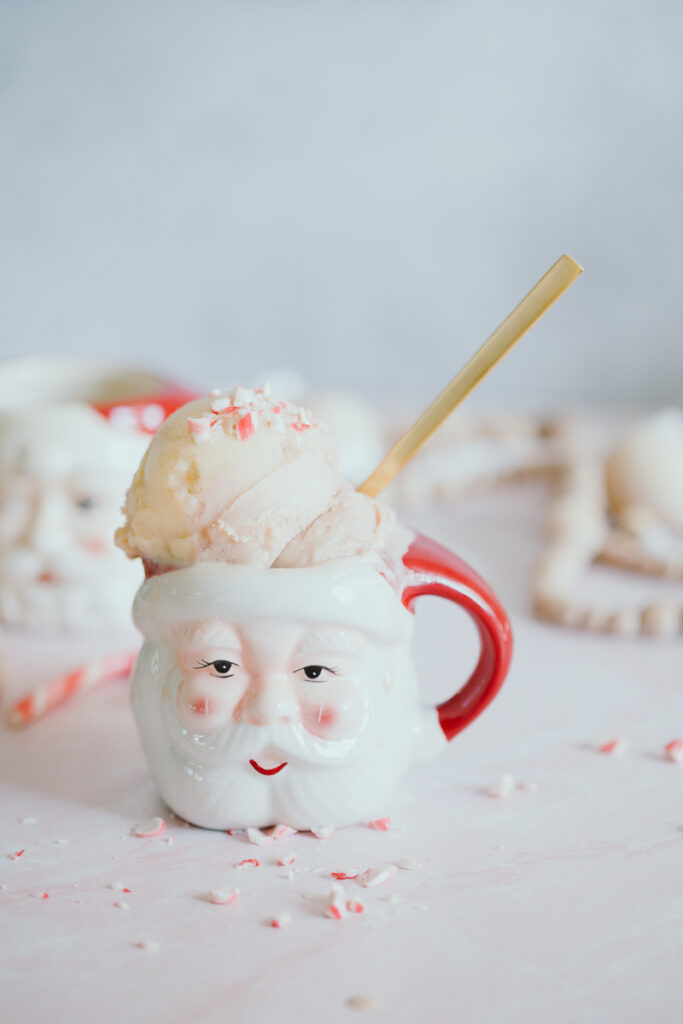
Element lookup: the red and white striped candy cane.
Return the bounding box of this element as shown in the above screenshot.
[6,650,137,728]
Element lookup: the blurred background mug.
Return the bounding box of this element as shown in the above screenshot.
[0,357,194,630]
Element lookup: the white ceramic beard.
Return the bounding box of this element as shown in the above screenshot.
[131,557,446,830]
[0,405,148,629]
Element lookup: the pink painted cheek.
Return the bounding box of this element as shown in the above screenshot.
[300,684,365,740]
[176,678,235,732]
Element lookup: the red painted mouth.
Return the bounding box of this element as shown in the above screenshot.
[249,759,288,776]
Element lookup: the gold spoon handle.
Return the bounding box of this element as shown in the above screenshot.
[358,253,583,498]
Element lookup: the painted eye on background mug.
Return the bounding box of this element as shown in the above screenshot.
[76,497,96,511]
[295,665,338,681]
[194,659,236,677]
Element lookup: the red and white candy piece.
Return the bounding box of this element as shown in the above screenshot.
[109,882,131,892]
[360,864,397,888]
[310,826,335,840]
[237,412,254,441]
[325,883,347,920]
[396,857,422,871]
[246,827,270,846]
[664,739,683,763]
[489,774,515,798]
[345,899,366,915]
[269,824,297,841]
[235,858,260,870]
[132,816,166,839]
[366,817,392,831]
[208,887,240,906]
[30,891,49,900]
[519,780,539,794]
[7,650,137,729]
[276,853,296,867]
[8,850,25,861]
[113,900,130,910]
[270,912,291,929]
[347,996,382,1011]
[135,941,160,953]
[330,869,360,880]
[599,738,628,756]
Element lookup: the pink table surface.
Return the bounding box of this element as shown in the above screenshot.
[1,486,681,1024]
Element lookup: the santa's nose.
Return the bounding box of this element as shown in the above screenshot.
[235,675,298,727]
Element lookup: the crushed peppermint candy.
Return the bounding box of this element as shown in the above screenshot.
[519,781,539,794]
[310,826,335,840]
[345,899,366,915]
[331,869,360,880]
[325,883,347,920]
[235,858,260,870]
[8,850,25,861]
[396,857,422,871]
[664,739,683,763]
[360,864,397,888]
[246,827,270,846]
[132,816,166,838]
[489,774,515,798]
[188,385,317,446]
[113,901,130,910]
[269,824,297,841]
[135,941,160,953]
[109,882,131,892]
[208,887,240,906]
[599,738,628,756]
[366,818,391,831]
[270,912,291,929]
[347,995,383,1011]
[276,853,296,867]
[30,891,49,900]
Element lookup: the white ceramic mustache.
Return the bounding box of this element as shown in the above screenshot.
[0,544,127,583]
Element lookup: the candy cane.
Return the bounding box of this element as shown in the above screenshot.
[6,651,137,728]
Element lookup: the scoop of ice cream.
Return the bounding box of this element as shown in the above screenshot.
[606,409,683,536]
[116,386,396,569]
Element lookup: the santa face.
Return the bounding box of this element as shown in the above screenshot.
[132,615,425,830]
[0,405,147,628]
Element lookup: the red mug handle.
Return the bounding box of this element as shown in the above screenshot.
[401,532,513,742]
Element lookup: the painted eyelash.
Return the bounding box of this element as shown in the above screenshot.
[193,659,240,670]
[295,664,339,674]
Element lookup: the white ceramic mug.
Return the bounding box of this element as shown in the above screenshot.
[0,357,194,629]
[131,531,513,830]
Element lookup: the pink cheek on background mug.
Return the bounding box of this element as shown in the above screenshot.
[83,538,107,555]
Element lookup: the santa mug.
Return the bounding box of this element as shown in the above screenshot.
[0,358,194,629]
[131,532,512,830]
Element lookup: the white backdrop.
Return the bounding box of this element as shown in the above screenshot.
[1,1,681,408]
